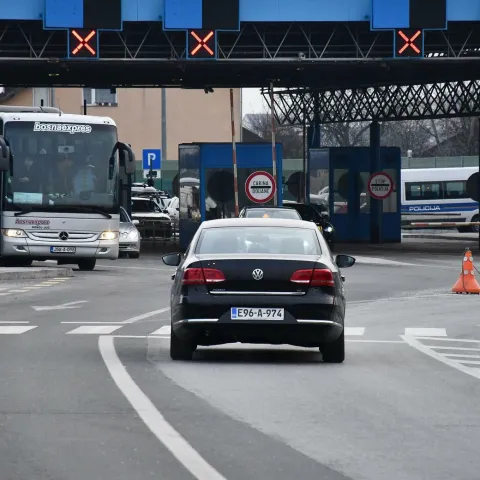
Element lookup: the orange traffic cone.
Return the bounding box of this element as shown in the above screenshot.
[452,249,480,294]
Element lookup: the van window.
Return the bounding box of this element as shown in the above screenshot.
[405,182,442,201]
[443,181,468,199]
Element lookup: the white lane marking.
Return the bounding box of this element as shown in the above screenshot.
[150,325,171,336]
[432,346,480,351]
[8,289,30,293]
[346,340,404,344]
[0,293,12,296]
[112,335,171,339]
[98,336,227,480]
[98,264,175,272]
[344,327,364,336]
[61,321,125,324]
[401,335,480,381]
[0,321,30,324]
[405,328,447,337]
[412,337,480,343]
[444,354,480,359]
[348,293,453,305]
[122,307,171,324]
[0,326,37,334]
[67,325,123,334]
[353,256,420,266]
[32,300,88,311]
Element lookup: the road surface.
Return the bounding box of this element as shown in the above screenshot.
[0,250,479,480]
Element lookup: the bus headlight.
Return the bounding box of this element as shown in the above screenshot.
[99,231,119,240]
[2,229,27,238]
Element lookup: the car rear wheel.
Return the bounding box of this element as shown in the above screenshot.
[170,329,194,361]
[320,331,345,363]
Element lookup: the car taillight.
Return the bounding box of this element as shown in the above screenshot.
[290,269,314,284]
[290,268,334,287]
[311,269,335,287]
[183,267,225,285]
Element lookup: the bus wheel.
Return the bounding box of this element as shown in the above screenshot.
[77,259,96,271]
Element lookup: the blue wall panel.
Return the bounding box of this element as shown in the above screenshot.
[164,0,201,28]
[122,0,138,21]
[447,0,480,21]
[240,0,370,22]
[138,0,163,21]
[44,0,83,29]
[371,0,409,29]
[0,0,42,20]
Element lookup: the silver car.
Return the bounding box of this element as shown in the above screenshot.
[119,207,141,258]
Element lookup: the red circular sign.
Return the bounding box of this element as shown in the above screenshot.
[245,171,276,204]
[367,172,394,200]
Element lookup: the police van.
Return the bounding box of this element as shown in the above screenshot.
[401,167,479,232]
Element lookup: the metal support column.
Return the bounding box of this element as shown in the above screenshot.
[370,121,382,243]
[306,92,321,205]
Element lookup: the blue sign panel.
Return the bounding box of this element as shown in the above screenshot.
[163,0,239,30]
[372,0,447,30]
[45,0,122,30]
[142,149,162,170]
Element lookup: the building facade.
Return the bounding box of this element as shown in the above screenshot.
[1,87,242,192]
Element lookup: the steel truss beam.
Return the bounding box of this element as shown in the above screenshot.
[1,21,480,60]
[262,80,480,125]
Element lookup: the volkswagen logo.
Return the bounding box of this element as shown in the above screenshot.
[252,269,264,281]
[59,231,69,241]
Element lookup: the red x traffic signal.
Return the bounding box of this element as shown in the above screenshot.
[188,30,216,59]
[69,29,98,58]
[395,29,423,58]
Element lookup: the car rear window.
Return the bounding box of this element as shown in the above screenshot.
[195,226,322,255]
[244,209,301,220]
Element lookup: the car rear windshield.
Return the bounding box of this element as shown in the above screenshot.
[244,208,301,220]
[195,226,322,255]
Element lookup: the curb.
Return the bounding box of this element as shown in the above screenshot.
[0,267,74,281]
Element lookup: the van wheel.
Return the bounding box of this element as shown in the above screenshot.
[320,331,345,363]
[471,215,480,233]
[77,259,96,271]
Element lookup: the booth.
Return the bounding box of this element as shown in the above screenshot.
[176,142,283,249]
[309,147,402,243]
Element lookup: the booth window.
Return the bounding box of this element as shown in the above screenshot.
[83,88,118,106]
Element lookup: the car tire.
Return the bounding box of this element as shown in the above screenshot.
[170,329,194,361]
[129,252,140,259]
[320,331,345,363]
[77,259,96,271]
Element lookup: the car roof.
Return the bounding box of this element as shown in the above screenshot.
[201,218,317,229]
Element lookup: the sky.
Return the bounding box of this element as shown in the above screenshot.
[241,88,266,115]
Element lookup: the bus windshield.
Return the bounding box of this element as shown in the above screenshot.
[2,121,119,214]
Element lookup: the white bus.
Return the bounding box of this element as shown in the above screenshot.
[0,107,135,270]
[401,167,479,232]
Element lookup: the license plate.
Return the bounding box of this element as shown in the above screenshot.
[50,246,76,254]
[231,308,284,320]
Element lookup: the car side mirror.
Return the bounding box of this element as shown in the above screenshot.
[162,253,182,267]
[132,219,140,226]
[335,254,356,268]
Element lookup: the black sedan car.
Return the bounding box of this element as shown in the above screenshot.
[162,218,355,363]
